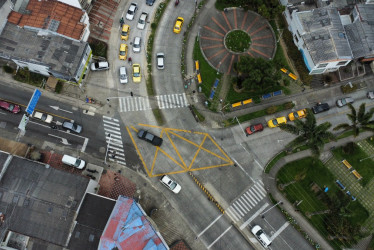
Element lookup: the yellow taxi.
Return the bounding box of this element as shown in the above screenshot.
[288,109,307,121]
[121,24,130,40]
[267,117,287,128]
[173,17,184,34]
[132,64,141,83]
[119,44,128,60]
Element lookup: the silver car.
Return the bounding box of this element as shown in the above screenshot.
[137,12,148,30]
[62,120,82,134]
[119,66,128,84]
[156,53,165,70]
[336,97,354,107]
[133,37,141,53]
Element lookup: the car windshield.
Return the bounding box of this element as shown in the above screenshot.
[175,26,180,30]
[273,119,278,125]
[41,114,47,120]
[169,182,177,190]
[134,72,140,77]
[145,133,154,141]
[342,99,347,105]
[134,43,140,48]
[122,31,128,36]
[139,19,145,24]
[8,104,14,111]
[120,50,126,55]
[120,74,127,80]
[74,159,81,167]
[294,112,299,118]
[72,124,78,130]
[128,10,134,15]
[250,125,255,132]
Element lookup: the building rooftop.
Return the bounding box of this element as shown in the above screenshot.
[298,7,352,63]
[99,196,168,250]
[68,193,116,250]
[345,4,374,59]
[7,0,85,40]
[0,151,89,246]
[0,22,88,79]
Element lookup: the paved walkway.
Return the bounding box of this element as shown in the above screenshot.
[263,131,374,250]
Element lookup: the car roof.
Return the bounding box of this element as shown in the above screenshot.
[134,37,141,43]
[120,66,127,74]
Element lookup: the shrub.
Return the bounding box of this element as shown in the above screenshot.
[55,81,63,93]
[342,142,355,155]
[151,22,157,30]
[89,39,107,58]
[3,65,13,74]
[283,101,294,109]
[341,83,357,94]
[283,78,290,86]
[266,106,278,114]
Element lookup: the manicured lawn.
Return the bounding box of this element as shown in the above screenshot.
[332,143,374,186]
[277,157,368,249]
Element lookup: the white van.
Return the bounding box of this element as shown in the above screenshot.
[62,155,86,169]
[251,225,272,248]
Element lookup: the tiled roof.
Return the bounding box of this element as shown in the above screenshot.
[7,0,85,40]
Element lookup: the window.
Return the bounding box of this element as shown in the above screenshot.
[310,68,325,74]
[294,35,299,43]
[336,61,347,66]
[317,63,328,68]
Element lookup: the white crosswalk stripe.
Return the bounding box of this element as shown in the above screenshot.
[118,93,189,112]
[225,181,267,222]
[103,116,126,166]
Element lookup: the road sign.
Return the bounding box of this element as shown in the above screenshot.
[26,89,42,115]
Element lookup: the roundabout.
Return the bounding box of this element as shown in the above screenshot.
[199,8,276,74]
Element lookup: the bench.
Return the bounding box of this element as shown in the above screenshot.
[209,90,215,100]
[195,60,200,72]
[341,159,353,170]
[273,90,282,97]
[289,73,298,80]
[197,73,202,84]
[351,170,362,180]
[232,102,242,108]
[242,99,252,105]
[213,79,219,88]
[335,180,346,190]
[280,68,288,74]
[262,93,272,99]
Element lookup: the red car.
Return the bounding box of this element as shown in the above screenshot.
[245,123,264,136]
[0,100,21,114]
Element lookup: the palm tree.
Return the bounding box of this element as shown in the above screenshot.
[333,103,374,136]
[279,110,336,156]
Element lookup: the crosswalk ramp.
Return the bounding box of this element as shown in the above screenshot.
[225,180,267,222]
[118,93,189,112]
[103,116,126,166]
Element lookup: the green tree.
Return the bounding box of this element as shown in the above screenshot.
[333,103,374,137]
[279,110,336,156]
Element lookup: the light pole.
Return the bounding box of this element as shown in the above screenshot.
[261,201,283,218]
[104,133,112,165]
[233,116,246,137]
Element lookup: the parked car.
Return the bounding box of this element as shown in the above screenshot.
[251,225,272,248]
[119,43,128,60]
[33,111,53,123]
[90,61,109,71]
[132,37,141,53]
[336,97,354,107]
[62,120,82,134]
[137,129,163,146]
[119,66,128,84]
[160,175,181,193]
[311,102,330,114]
[0,100,21,114]
[132,64,141,83]
[146,0,155,6]
[156,53,165,70]
[137,12,148,30]
[173,17,184,34]
[120,24,130,40]
[245,123,263,136]
[62,154,86,169]
[126,3,138,20]
[288,109,307,121]
[267,117,287,128]
[367,91,374,99]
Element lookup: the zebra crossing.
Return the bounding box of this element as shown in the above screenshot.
[225,180,267,222]
[103,116,126,166]
[118,93,189,112]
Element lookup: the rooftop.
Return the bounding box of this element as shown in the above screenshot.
[0,151,89,246]
[68,193,116,250]
[298,7,352,63]
[7,0,85,40]
[0,22,88,78]
[99,196,168,250]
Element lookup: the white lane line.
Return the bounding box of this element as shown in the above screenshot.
[232,203,245,217]
[270,222,290,241]
[103,128,122,135]
[247,189,261,202]
[81,138,88,152]
[105,133,122,140]
[197,214,223,237]
[253,183,266,197]
[171,94,176,108]
[238,196,252,209]
[229,205,242,220]
[106,139,123,146]
[103,123,120,130]
[236,198,250,212]
[103,116,119,122]
[243,192,256,207]
[103,120,120,126]
[207,225,233,249]
[250,186,265,200]
[183,93,188,106]
[225,207,240,222]
[240,203,269,230]
[137,97,143,110]
[176,94,180,108]
[165,95,169,109]
[108,145,125,152]
[145,97,150,110]
[135,97,139,111]
[119,98,124,112]
[258,179,264,185]
[156,96,162,109]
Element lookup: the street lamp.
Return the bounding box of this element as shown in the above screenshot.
[104,133,112,165]
[261,201,283,218]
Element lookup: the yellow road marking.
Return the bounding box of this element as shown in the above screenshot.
[165,127,193,133]
[131,126,139,133]
[157,147,186,170]
[190,162,233,171]
[165,130,187,169]
[126,126,151,176]
[138,123,163,129]
[207,134,233,164]
[188,134,208,170]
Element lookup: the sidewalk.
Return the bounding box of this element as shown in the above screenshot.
[262,131,374,250]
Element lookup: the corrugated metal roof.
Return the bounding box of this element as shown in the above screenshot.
[99,196,168,250]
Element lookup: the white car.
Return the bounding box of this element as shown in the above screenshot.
[336,97,354,107]
[33,111,53,123]
[119,66,128,84]
[62,155,86,169]
[367,91,374,99]
[160,175,181,193]
[90,61,109,71]
[137,12,148,30]
[126,3,138,21]
[156,53,165,69]
[133,36,141,53]
[251,225,272,248]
